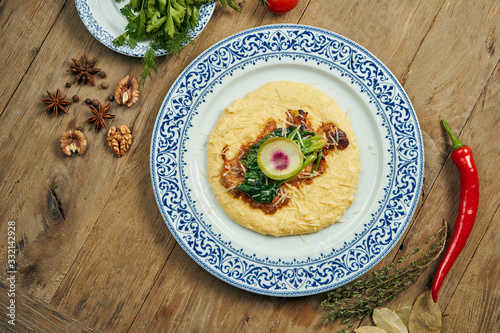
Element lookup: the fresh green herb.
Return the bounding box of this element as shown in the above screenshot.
[236,182,281,203]
[113,0,240,85]
[218,0,241,11]
[287,125,299,140]
[300,135,327,155]
[238,128,288,202]
[237,125,326,203]
[243,169,268,187]
[141,41,158,82]
[240,127,293,170]
[240,142,261,170]
[301,153,317,169]
[312,151,322,173]
[321,221,448,326]
[241,125,319,169]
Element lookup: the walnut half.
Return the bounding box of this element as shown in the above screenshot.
[107,125,132,157]
[114,74,140,107]
[60,129,87,156]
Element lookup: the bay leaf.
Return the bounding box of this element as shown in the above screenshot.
[395,306,412,327]
[408,290,442,333]
[372,308,408,333]
[355,326,389,333]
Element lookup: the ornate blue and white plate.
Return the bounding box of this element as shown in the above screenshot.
[150,25,423,296]
[74,0,215,57]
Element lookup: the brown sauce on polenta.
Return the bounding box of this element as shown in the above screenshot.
[219,110,349,214]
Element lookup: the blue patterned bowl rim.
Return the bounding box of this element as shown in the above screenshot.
[150,24,424,296]
[74,0,215,57]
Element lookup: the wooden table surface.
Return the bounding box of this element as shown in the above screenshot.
[1,0,499,332]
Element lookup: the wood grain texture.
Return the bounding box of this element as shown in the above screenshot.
[443,208,500,333]
[401,0,499,194]
[0,0,67,113]
[0,0,499,332]
[356,57,500,333]
[0,281,97,333]
[0,0,143,302]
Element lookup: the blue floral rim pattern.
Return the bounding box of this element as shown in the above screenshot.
[74,0,215,57]
[150,24,424,296]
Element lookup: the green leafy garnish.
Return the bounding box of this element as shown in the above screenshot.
[113,0,240,85]
[237,125,326,203]
[238,127,291,202]
[236,182,281,203]
[300,135,327,155]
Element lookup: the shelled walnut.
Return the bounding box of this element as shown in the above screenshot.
[60,129,87,156]
[114,74,140,107]
[107,125,132,157]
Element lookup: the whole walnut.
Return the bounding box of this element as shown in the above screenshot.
[114,74,140,107]
[60,129,87,156]
[107,125,132,157]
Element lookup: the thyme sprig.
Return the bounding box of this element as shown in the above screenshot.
[321,221,447,326]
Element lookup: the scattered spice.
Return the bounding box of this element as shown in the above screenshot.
[86,102,115,132]
[65,82,71,88]
[67,54,101,86]
[115,74,140,107]
[72,95,79,102]
[108,94,115,102]
[107,125,132,157]
[41,89,72,117]
[431,119,479,302]
[101,82,109,89]
[91,99,99,107]
[60,129,87,156]
[99,71,107,78]
[85,98,92,105]
[321,221,447,326]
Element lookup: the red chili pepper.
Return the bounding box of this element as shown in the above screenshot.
[431,119,479,303]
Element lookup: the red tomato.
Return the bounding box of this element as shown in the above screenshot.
[265,0,299,14]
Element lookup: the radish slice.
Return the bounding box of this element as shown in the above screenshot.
[257,137,304,180]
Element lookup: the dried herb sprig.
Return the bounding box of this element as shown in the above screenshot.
[321,221,447,326]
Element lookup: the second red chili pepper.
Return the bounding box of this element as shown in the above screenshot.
[431,119,480,303]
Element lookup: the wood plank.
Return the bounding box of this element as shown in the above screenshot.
[49,173,175,332]
[0,281,98,333]
[41,1,314,332]
[129,1,500,331]
[0,0,143,303]
[0,0,498,332]
[443,206,500,333]
[300,0,447,78]
[127,245,332,332]
[398,0,500,193]
[357,58,500,330]
[0,0,67,114]
[427,60,500,306]
[302,0,500,196]
[351,0,500,326]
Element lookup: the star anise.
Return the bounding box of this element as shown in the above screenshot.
[86,102,115,132]
[67,54,101,86]
[41,89,72,117]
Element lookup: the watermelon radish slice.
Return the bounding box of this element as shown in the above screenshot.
[257,137,304,180]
